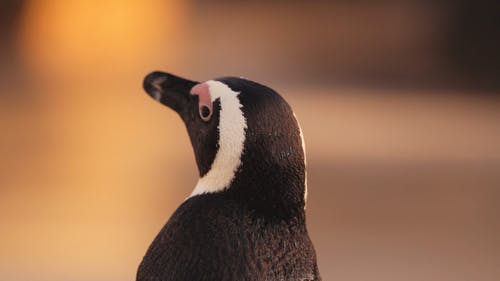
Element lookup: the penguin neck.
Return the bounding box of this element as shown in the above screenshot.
[227,135,307,219]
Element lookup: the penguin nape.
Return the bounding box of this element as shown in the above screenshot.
[137,71,321,281]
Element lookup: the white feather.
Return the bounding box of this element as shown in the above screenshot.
[189,81,247,197]
[294,112,308,207]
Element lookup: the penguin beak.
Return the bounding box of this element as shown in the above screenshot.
[143,71,199,115]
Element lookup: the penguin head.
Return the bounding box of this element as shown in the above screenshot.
[143,71,307,216]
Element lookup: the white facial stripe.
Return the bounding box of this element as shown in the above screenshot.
[189,80,247,197]
[294,112,308,207]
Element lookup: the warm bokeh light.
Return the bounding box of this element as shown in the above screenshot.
[18,0,186,81]
[2,1,192,280]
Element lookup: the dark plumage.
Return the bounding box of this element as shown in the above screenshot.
[137,72,321,281]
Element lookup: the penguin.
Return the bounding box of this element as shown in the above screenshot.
[137,71,321,281]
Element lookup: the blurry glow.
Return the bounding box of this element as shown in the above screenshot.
[2,1,192,280]
[18,0,186,78]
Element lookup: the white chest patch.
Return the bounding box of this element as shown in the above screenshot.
[189,80,247,197]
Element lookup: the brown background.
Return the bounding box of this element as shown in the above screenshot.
[1,1,499,280]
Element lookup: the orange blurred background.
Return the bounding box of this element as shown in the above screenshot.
[1,1,499,280]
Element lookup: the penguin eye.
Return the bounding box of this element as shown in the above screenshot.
[190,82,213,122]
[199,104,212,121]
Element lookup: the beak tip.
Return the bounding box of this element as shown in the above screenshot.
[142,71,199,110]
[143,71,168,94]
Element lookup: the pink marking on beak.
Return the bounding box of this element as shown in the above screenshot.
[191,83,213,121]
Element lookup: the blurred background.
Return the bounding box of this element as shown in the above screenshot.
[1,1,499,280]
